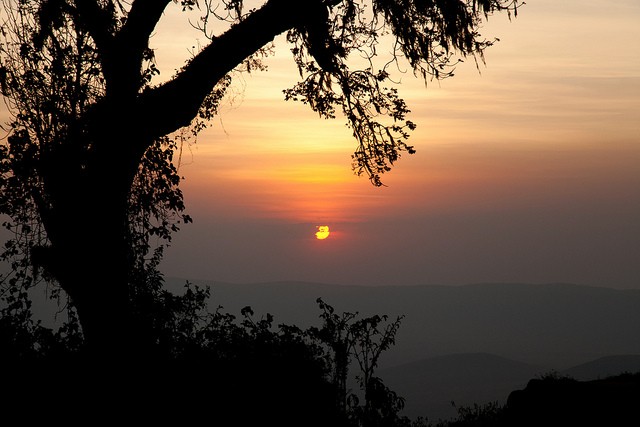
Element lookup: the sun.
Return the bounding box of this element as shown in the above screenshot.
[315,225,330,240]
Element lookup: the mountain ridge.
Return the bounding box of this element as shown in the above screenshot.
[165,278,640,368]
[561,354,640,381]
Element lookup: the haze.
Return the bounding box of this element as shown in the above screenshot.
[150,0,639,289]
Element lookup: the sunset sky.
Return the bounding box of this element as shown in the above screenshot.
[149,0,640,289]
[2,1,637,289]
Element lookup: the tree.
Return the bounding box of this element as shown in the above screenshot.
[310,298,410,426]
[0,0,522,358]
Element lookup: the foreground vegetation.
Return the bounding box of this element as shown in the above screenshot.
[1,279,413,426]
[3,279,639,426]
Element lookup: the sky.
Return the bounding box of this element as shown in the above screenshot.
[148,0,640,289]
[2,1,638,289]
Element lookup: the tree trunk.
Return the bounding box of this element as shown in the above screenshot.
[51,182,138,360]
[40,117,151,362]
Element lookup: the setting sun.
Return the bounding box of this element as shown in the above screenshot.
[315,225,330,240]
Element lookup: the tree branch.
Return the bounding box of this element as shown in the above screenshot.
[73,1,115,56]
[99,0,173,96]
[116,0,172,61]
[137,0,319,140]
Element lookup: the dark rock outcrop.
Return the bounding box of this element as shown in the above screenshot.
[503,373,640,426]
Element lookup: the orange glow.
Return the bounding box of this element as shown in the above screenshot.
[315,225,330,240]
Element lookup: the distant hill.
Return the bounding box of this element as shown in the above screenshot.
[165,279,640,369]
[377,352,640,422]
[377,352,544,422]
[561,354,640,381]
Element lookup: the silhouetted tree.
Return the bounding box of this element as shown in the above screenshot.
[0,1,522,358]
[310,298,409,426]
[310,297,359,412]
